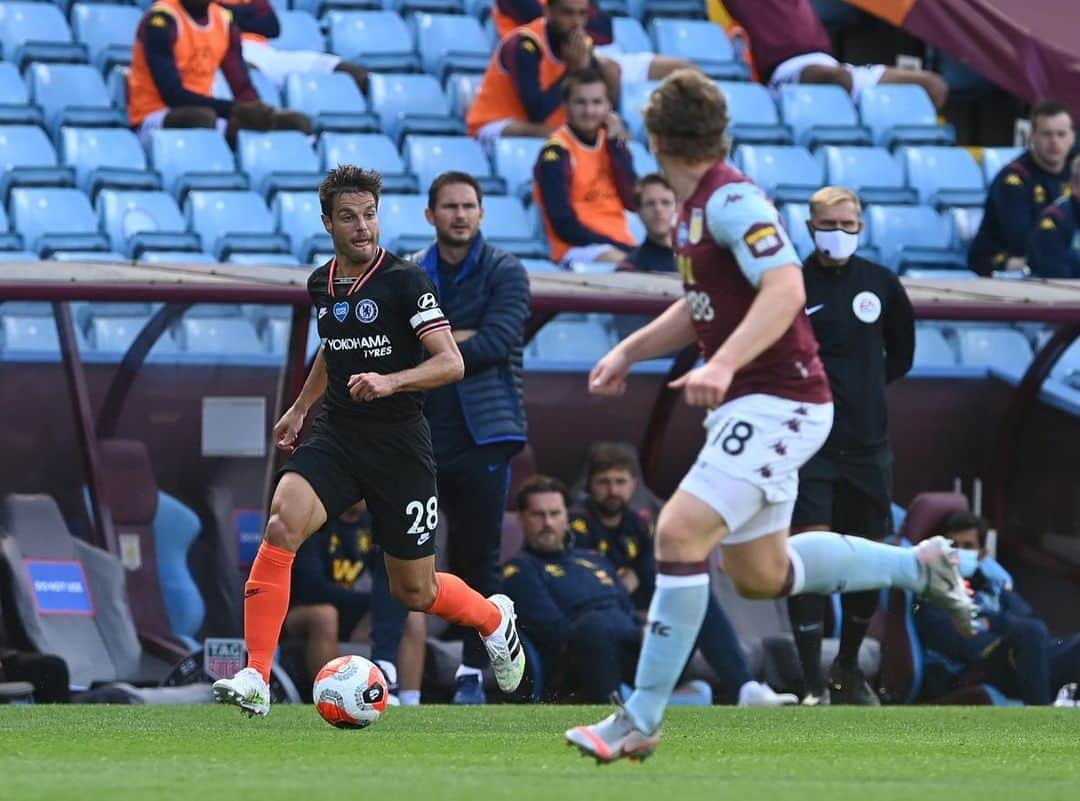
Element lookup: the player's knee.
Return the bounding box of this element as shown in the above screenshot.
[264,513,305,552]
[164,106,219,130]
[391,576,437,611]
[308,604,340,640]
[919,71,949,111]
[567,611,614,645]
[800,65,852,94]
[730,560,788,600]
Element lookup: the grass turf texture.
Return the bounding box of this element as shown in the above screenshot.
[2,705,1078,801]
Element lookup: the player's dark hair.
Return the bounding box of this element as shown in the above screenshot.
[1031,100,1074,130]
[584,442,638,480]
[937,510,988,547]
[427,171,483,211]
[319,164,382,216]
[634,172,674,206]
[516,474,570,512]
[562,67,609,102]
[644,69,730,163]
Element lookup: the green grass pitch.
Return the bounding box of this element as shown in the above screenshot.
[2,705,1078,801]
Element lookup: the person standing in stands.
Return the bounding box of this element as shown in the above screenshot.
[1027,154,1080,278]
[534,68,637,266]
[411,172,531,704]
[127,0,312,146]
[618,173,678,273]
[785,186,914,705]
[970,101,1076,275]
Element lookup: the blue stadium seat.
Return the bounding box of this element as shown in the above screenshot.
[149,129,247,200]
[818,146,916,205]
[248,69,282,106]
[1051,340,1080,387]
[612,17,653,54]
[227,252,303,266]
[858,85,955,148]
[96,189,200,258]
[628,140,658,175]
[0,302,61,357]
[139,251,218,264]
[292,0,383,19]
[0,63,43,127]
[0,125,74,201]
[319,132,418,193]
[48,250,126,263]
[414,13,490,81]
[274,191,332,262]
[270,10,328,52]
[60,127,161,200]
[901,268,976,280]
[386,0,464,14]
[733,145,824,203]
[980,146,1023,185]
[184,190,289,260]
[26,63,125,136]
[0,205,24,250]
[368,73,465,143]
[403,135,505,196]
[913,325,957,367]
[866,205,964,273]
[0,3,87,71]
[327,11,421,73]
[625,209,645,244]
[715,82,792,146]
[778,84,871,148]
[492,136,545,200]
[175,315,266,356]
[629,0,707,24]
[78,304,178,356]
[107,66,129,115]
[0,250,36,261]
[71,3,141,75]
[236,130,323,200]
[648,19,743,79]
[481,195,547,258]
[283,73,379,134]
[946,206,984,253]
[447,72,483,120]
[620,80,659,143]
[379,193,434,253]
[9,187,109,256]
[898,146,985,208]
[528,319,616,362]
[956,326,1033,373]
[521,258,560,273]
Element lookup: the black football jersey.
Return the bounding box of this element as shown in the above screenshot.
[309,249,450,423]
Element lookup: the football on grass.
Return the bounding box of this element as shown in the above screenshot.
[313,655,389,729]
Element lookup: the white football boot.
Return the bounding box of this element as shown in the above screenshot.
[914,535,978,635]
[566,696,661,764]
[212,667,270,717]
[738,680,799,706]
[482,594,526,694]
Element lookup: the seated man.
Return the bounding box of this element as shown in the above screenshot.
[128,0,312,147]
[713,0,947,110]
[569,444,795,705]
[1026,154,1080,279]
[285,502,426,706]
[618,173,677,273]
[971,101,1076,275]
[533,68,637,265]
[219,0,369,95]
[914,511,1080,706]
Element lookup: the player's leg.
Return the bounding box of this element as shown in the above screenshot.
[565,610,627,703]
[369,546,409,698]
[878,66,948,111]
[283,603,342,682]
[395,612,427,706]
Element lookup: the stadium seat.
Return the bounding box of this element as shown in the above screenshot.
[83,305,181,356]
[97,189,200,258]
[492,136,545,200]
[858,85,955,148]
[139,250,218,264]
[818,146,916,205]
[778,84,871,148]
[612,17,653,54]
[0,249,36,261]
[733,145,824,203]
[648,19,744,80]
[956,326,1033,373]
[26,63,125,136]
[274,191,333,262]
[319,132,418,193]
[0,302,61,356]
[149,129,247,200]
[60,127,161,200]
[386,0,464,14]
[0,63,43,127]
[528,318,616,362]
[270,10,328,52]
[176,314,266,356]
[291,0,383,19]
[9,187,109,256]
[521,258,560,273]
[283,72,379,134]
[0,3,87,71]
[620,80,659,143]
[248,69,281,106]
[901,268,976,280]
[866,205,964,273]
[71,3,141,75]
[227,252,303,266]
[49,250,126,263]
[0,204,23,251]
[184,190,290,260]
[913,325,957,367]
[1052,340,1080,387]
[898,146,986,208]
[625,208,645,244]
[715,82,792,146]
[627,140,658,176]
[368,73,465,143]
[980,146,1023,185]
[379,193,434,253]
[326,11,421,73]
[946,206,984,253]
[236,130,323,200]
[0,124,74,201]
[414,13,490,81]
[446,72,483,120]
[152,491,205,647]
[403,135,506,196]
[481,195,548,258]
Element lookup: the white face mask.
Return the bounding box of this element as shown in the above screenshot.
[956,548,980,579]
[812,228,859,261]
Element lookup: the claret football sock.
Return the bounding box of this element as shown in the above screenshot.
[428,572,502,636]
[244,541,295,682]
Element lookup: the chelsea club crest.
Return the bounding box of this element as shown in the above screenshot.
[356,299,379,323]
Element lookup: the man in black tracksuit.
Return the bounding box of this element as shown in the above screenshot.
[786,186,915,705]
[412,171,531,704]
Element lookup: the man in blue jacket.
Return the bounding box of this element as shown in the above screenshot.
[1027,155,1080,279]
[412,172,531,704]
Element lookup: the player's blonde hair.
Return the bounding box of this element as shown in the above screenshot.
[643,69,729,164]
[809,186,861,217]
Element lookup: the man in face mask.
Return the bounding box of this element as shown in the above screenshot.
[785,186,916,706]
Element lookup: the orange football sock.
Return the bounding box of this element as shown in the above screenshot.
[244,541,295,682]
[427,572,502,637]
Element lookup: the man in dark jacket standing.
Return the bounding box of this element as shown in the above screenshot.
[786,186,915,706]
[414,172,531,704]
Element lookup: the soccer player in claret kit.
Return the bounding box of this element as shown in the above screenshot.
[213,166,525,716]
[565,71,975,763]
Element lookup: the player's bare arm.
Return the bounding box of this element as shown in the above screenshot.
[589,298,697,396]
[274,346,328,452]
[348,329,464,402]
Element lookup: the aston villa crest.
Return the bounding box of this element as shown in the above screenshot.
[689,208,704,244]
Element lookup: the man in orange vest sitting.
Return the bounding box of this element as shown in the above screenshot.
[533,68,638,266]
[128,0,312,147]
[467,0,609,152]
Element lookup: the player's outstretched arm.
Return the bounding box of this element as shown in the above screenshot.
[274,345,328,451]
[589,298,697,396]
[348,329,464,402]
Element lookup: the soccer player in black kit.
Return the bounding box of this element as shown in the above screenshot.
[213,165,525,716]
